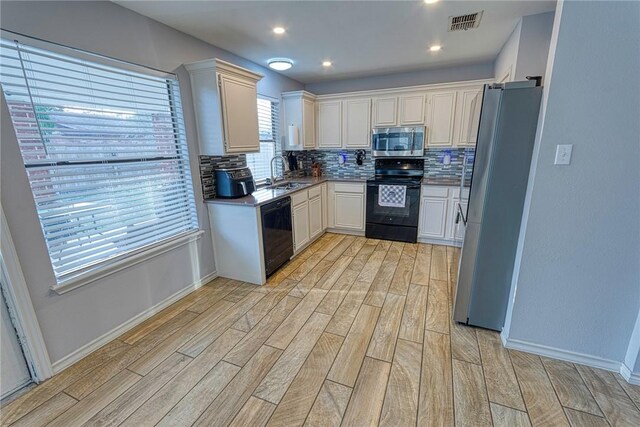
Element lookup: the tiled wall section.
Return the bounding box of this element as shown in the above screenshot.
[199,147,475,199]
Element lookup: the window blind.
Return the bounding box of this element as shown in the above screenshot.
[246,97,280,182]
[0,39,199,285]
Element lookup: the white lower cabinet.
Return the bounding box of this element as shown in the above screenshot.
[328,182,365,232]
[292,201,310,251]
[419,185,468,245]
[292,184,325,252]
[321,183,328,230]
[419,197,448,239]
[308,195,323,240]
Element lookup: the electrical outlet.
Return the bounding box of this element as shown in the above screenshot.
[554,144,573,165]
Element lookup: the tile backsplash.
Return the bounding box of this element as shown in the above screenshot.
[199,147,475,199]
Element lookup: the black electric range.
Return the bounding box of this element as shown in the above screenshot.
[365,158,424,243]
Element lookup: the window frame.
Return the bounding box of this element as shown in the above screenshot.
[0,36,203,294]
[245,95,281,185]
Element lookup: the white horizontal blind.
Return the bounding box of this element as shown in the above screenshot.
[246,97,279,183]
[0,39,199,284]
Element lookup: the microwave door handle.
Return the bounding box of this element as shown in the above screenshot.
[410,130,415,155]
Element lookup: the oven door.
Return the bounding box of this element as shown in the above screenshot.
[372,127,425,157]
[366,182,421,227]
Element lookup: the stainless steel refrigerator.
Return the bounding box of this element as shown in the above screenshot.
[453,79,543,331]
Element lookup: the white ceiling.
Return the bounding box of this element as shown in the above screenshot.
[115,0,556,84]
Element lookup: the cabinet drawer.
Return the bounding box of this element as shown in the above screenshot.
[450,187,470,200]
[308,185,321,199]
[421,186,449,198]
[292,191,308,206]
[334,182,365,194]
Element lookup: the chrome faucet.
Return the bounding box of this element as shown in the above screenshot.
[270,156,286,184]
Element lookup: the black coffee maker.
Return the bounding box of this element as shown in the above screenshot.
[215,167,256,198]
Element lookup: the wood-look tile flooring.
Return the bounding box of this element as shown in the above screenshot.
[3,233,640,426]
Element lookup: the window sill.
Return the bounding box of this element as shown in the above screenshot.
[50,229,204,295]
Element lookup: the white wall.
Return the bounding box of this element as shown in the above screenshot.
[304,61,494,95]
[0,0,302,365]
[504,0,640,373]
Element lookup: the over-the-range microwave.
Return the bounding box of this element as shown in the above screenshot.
[371,126,425,157]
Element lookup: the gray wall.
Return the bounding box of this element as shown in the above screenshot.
[514,12,555,81]
[304,62,495,95]
[494,11,554,83]
[504,0,640,367]
[0,0,302,364]
[494,19,522,81]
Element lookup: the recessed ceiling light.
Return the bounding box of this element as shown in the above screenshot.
[424,0,439,4]
[268,58,293,71]
[322,61,332,67]
[273,27,286,34]
[429,45,442,52]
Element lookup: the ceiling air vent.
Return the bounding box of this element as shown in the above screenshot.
[448,11,483,31]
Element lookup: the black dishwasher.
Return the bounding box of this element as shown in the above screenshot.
[260,197,293,277]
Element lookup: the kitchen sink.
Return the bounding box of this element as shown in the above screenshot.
[266,181,310,191]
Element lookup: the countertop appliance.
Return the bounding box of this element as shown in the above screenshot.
[453,79,543,331]
[372,126,425,157]
[260,196,293,277]
[215,167,256,199]
[366,158,424,243]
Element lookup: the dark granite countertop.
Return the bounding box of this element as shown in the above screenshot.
[204,176,368,207]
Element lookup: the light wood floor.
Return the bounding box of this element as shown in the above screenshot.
[2,234,640,426]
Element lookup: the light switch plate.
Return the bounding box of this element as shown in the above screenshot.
[554,144,573,165]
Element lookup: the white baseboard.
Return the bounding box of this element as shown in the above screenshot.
[417,236,461,247]
[503,336,624,374]
[51,270,217,374]
[326,228,365,237]
[620,364,640,385]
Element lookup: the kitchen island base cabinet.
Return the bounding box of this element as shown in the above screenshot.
[208,203,266,285]
[328,182,366,234]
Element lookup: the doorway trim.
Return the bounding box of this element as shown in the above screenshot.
[1,207,52,382]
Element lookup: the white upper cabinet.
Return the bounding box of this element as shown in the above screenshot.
[426,91,457,147]
[399,94,426,125]
[373,95,425,127]
[454,89,483,146]
[303,98,316,149]
[317,100,343,148]
[186,59,263,156]
[343,98,371,148]
[373,97,398,127]
[282,91,316,150]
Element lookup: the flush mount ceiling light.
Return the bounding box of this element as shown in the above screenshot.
[429,44,442,52]
[322,61,332,67]
[273,27,286,34]
[268,58,293,71]
[424,0,439,4]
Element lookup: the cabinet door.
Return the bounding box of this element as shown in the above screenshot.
[218,74,260,153]
[456,89,483,146]
[308,196,323,240]
[373,97,398,127]
[317,101,342,148]
[399,94,425,125]
[321,183,328,230]
[419,197,448,238]
[334,192,365,231]
[293,201,310,251]
[303,98,316,148]
[426,91,456,147]
[343,98,371,148]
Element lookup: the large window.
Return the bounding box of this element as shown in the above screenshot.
[245,97,280,183]
[0,39,199,287]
